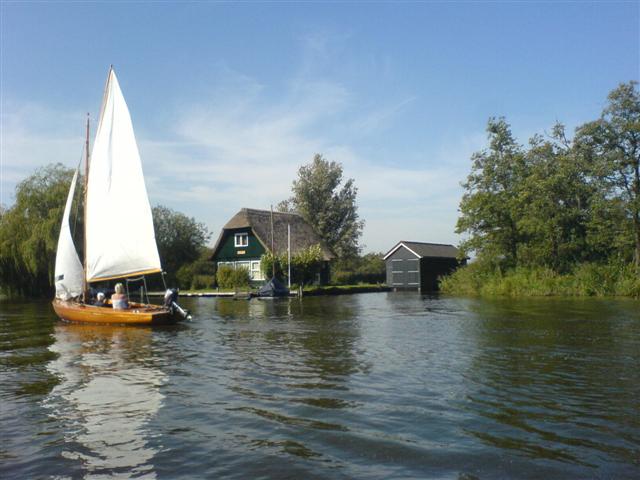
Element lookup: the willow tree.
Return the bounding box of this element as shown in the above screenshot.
[0,164,77,297]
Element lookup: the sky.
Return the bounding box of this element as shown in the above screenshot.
[1,1,638,253]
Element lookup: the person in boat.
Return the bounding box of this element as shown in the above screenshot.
[111,283,129,309]
[94,292,107,307]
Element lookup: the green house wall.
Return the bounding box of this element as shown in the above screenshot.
[213,228,266,262]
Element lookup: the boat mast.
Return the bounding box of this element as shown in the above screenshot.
[82,113,90,303]
[287,223,291,288]
[270,205,275,279]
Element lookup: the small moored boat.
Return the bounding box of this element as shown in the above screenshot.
[52,67,188,325]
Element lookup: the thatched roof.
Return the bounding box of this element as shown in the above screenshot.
[212,208,334,261]
[383,241,460,260]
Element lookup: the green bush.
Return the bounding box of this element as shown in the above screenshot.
[216,265,250,289]
[440,261,640,298]
[330,252,386,285]
[176,256,216,289]
[191,274,215,290]
[261,251,287,280]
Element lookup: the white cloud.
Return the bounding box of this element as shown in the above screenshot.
[0,102,86,204]
[1,59,485,252]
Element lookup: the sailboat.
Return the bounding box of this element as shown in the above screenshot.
[52,67,188,324]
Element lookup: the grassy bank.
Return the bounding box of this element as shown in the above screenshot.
[301,284,390,296]
[169,284,390,297]
[440,262,640,298]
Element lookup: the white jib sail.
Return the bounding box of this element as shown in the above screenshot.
[85,69,161,282]
[54,168,84,300]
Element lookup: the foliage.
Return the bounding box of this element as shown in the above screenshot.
[0,164,211,297]
[0,164,77,297]
[260,250,288,280]
[261,244,324,286]
[291,244,324,286]
[216,265,250,289]
[176,248,215,290]
[152,205,210,285]
[284,154,364,259]
[456,118,527,268]
[575,81,640,266]
[454,82,639,292]
[440,261,640,298]
[331,252,386,285]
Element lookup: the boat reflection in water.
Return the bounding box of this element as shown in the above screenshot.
[45,324,164,479]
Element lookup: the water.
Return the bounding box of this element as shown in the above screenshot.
[1,293,639,479]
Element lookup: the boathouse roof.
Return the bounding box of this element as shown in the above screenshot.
[383,241,460,260]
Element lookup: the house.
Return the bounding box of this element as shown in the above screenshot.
[210,208,334,284]
[383,241,464,291]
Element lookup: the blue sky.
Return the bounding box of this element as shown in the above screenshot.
[1,1,638,252]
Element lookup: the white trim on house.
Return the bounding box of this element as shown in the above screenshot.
[383,242,421,260]
[250,260,263,281]
[218,259,264,281]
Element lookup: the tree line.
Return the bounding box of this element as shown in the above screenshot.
[0,167,210,297]
[445,81,640,296]
[0,154,381,297]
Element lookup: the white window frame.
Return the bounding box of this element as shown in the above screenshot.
[236,261,251,271]
[235,233,249,248]
[250,261,264,281]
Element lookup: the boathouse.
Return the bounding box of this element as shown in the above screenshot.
[210,208,334,284]
[383,241,464,291]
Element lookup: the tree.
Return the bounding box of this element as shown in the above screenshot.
[260,250,287,280]
[261,244,324,286]
[291,244,324,286]
[152,205,210,285]
[176,247,215,290]
[456,118,527,267]
[0,164,77,297]
[516,126,595,271]
[286,154,364,259]
[575,81,640,267]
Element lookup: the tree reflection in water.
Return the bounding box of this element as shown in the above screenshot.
[460,298,640,468]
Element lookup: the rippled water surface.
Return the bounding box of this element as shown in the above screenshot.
[1,293,639,479]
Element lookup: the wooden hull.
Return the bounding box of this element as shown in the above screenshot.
[52,299,180,325]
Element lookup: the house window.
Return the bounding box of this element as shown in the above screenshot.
[236,261,251,272]
[235,233,248,247]
[250,261,263,281]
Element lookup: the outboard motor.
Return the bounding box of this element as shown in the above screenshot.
[164,288,191,321]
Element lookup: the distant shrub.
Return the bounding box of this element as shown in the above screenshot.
[331,252,385,285]
[177,257,216,290]
[216,265,250,289]
[191,275,215,290]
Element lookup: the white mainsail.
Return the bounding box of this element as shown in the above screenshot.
[85,69,162,282]
[54,168,84,300]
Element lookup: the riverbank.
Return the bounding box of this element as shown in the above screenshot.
[440,262,640,298]
[150,284,390,298]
